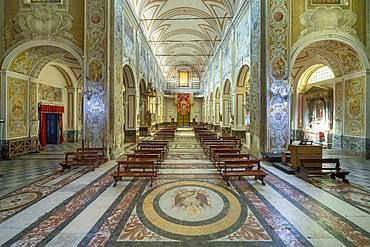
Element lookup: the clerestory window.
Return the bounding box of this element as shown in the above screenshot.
[23,0,62,4]
[311,0,348,5]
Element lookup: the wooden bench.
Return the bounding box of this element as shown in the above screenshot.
[215,153,251,171]
[60,151,99,172]
[221,159,267,186]
[134,149,165,162]
[138,144,167,152]
[298,158,350,183]
[207,144,239,157]
[126,154,161,168]
[111,160,157,187]
[140,141,169,151]
[211,149,242,162]
[154,132,175,141]
[76,147,108,165]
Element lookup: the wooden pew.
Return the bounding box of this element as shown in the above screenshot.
[215,153,251,171]
[76,147,108,165]
[221,159,267,186]
[207,144,239,157]
[203,141,239,153]
[154,131,175,141]
[211,149,242,162]
[111,160,157,187]
[298,158,350,183]
[60,151,99,172]
[134,149,165,162]
[140,141,169,151]
[126,154,161,169]
[138,143,167,150]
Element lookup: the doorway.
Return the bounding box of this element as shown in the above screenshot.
[177,112,190,126]
[46,113,60,144]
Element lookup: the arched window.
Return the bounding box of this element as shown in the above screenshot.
[307,66,334,84]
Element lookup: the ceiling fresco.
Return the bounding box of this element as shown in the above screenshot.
[129,0,242,78]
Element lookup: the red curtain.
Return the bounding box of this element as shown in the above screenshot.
[39,105,65,147]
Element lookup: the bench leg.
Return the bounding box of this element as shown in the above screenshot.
[255,175,266,186]
[112,176,122,187]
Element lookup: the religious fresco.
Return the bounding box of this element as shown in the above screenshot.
[38,83,63,103]
[7,77,28,138]
[344,77,364,137]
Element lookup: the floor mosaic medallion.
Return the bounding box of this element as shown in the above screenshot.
[135,180,248,241]
[0,192,41,211]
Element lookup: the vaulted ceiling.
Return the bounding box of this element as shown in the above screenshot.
[129,0,242,80]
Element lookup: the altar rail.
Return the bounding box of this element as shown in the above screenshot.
[6,137,40,159]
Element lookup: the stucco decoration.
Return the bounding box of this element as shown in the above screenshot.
[13,4,75,43]
[85,0,107,148]
[307,41,363,76]
[85,79,106,147]
[30,81,38,136]
[236,7,251,70]
[123,13,136,65]
[299,6,357,38]
[344,77,364,137]
[140,41,148,82]
[9,46,67,76]
[268,0,289,151]
[7,77,28,138]
[249,0,261,154]
[113,0,124,150]
[334,81,343,135]
[222,38,231,82]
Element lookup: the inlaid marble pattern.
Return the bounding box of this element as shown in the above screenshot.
[0,128,370,246]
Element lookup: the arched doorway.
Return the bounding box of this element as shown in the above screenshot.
[291,38,369,157]
[236,65,251,147]
[122,65,138,142]
[1,42,83,157]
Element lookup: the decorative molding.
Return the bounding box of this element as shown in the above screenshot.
[299,6,357,38]
[13,4,75,43]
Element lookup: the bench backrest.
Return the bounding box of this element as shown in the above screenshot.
[76,148,107,155]
[300,158,340,169]
[126,154,160,162]
[217,154,251,161]
[117,160,155,169]
[223,159,261,169]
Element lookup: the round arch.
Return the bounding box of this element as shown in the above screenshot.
[1,40,83,147]
[290,33,368,153]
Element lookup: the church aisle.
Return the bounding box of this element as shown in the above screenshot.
[0,128,369,246]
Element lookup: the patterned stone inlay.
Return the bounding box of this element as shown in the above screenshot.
[0,192,41,211]
[135,180,248,241]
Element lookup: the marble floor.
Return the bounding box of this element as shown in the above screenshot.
[0,129,370,246]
